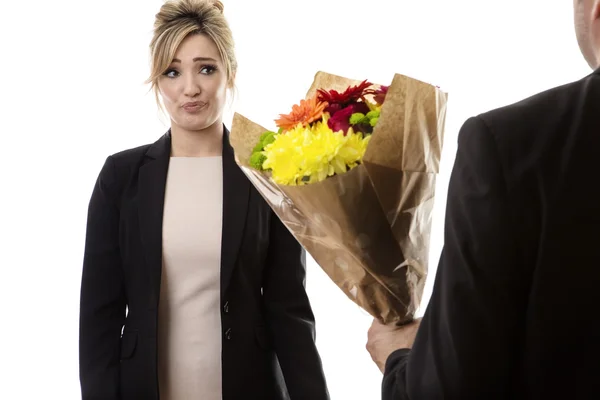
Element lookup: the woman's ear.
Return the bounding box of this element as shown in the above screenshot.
[228,72,236,89]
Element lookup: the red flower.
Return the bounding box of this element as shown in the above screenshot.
[324,103,342,115]
[317,80,373,114]
[366,85,389,105]
[328,103,370,134]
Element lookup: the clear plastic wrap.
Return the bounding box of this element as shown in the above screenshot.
[230,71,448,325]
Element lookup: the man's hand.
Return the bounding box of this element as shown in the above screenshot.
[367,318,421,373]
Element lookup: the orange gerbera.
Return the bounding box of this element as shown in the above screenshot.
[275,95,328,131]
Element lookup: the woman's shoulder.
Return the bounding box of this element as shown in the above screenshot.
[107,132,169,168]
[108,143,152,166]
[93,143,152,196]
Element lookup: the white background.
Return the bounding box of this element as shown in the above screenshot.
[0,0,592,399]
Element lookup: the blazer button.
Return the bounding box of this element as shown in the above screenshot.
[223,301,229,313]
[225,328,232,340]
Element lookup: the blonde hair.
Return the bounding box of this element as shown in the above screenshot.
[146,0,237,105]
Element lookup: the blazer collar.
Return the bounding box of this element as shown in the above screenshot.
[145,130,171,160]
[144,125,238,160]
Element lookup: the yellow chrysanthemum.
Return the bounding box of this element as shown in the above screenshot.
[338,127,372,169]
[262,115,372,186]
[261,129,304,185]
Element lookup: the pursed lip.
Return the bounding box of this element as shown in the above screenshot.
[182,101,206,109]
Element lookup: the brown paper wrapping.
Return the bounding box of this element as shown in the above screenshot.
[230,71,448,324]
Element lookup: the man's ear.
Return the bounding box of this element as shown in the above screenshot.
[594,0,600,20]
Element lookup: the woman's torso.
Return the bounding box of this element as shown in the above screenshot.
[113,135,289,400]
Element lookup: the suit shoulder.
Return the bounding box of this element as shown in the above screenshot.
[475,75,591,137]
[95,143,153,195]
[107,143,152,167]
[462,73,599,185]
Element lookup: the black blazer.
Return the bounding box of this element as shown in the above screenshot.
[382,68,600,399]
[79,127,329,400]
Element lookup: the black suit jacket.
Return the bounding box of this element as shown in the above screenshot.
[79,127,329,400]
[383,68,600,399]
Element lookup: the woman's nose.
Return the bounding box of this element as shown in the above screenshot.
[183,75,201,97]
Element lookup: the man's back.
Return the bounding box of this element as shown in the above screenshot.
[378,69,600,400]
[481,68,600,398]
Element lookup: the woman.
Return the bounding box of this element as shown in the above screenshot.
[78,1,330,399]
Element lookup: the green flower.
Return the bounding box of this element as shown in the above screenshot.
[366,110,381,127]
[250,152,267,170]
[349,112,369,125]
[253,131,277,153]
[262,131,276,147]
[366,110,380,120]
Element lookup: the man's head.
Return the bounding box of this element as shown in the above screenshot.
[574,0,600,69]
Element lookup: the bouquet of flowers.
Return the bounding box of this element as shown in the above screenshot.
[230,71,448,324]
[248,79,385,185]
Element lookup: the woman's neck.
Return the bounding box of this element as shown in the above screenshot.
[170,122,223,157]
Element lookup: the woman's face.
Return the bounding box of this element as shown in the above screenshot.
[158,34,229,133]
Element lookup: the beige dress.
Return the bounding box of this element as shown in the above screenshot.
[158,156,224,400]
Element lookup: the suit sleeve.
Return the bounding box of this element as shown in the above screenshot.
[79,156,127,400]
[382,116,530,399]
[262,212,330,399]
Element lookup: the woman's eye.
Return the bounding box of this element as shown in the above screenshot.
[163,69,179,78]
[200,65,217,75]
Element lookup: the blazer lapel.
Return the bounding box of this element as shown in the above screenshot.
[220,127,250,300]
[138,132,171,310]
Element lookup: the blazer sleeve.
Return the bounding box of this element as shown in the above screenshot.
[262,212,330,399]
[79,156,127,400]
[382,116,531,399]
